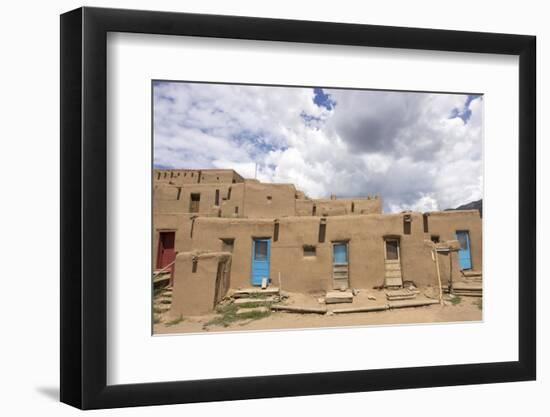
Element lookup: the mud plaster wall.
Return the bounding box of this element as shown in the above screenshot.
[153,169,243,186]
[171,252,232,316]
[154,183,231,216]
[242,182,297,218]
[426,210,482,272]
[295,198,382,217]
[153,215,194,264]
[187,212,480,293]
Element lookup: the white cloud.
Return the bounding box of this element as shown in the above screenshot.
[154,81,483,212]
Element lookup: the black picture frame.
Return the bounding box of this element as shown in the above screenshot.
[60,6,536,410]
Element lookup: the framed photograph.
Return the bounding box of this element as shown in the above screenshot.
[60,7,536,409]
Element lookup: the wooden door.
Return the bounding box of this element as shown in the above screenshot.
[384,239,403,287]
[456,230,472,270]
[332,242,349,290]
[157,231,176,270]
[251,238,270,286]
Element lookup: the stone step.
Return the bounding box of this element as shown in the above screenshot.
[232,287,280,298]
[325,291,353,304]
[386,294,417,301]
[386,289,418,297]
[234,297,276,305]
[453,283,483,291]
[462,270,482,278]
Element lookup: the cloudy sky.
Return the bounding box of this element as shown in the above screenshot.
[153,81,483,213]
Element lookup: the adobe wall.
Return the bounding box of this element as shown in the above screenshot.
[242,182,297,218]
[295,199,314,216]
[154,183,231,216]
[187,211,479,294]
[220,183,245,217]
[170,251,232,316]
[425,210,482,271]
[153,169,244,186]
[152,215,194,268]
[295,197,382,217]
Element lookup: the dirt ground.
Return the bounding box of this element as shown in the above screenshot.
[153,288,483,335]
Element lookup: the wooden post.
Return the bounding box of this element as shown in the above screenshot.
[434,249,443,305]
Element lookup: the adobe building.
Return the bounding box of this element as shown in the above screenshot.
[153,169,482,315]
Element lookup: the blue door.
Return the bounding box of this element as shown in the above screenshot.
[456,231,472,270]
[251,238,270,286]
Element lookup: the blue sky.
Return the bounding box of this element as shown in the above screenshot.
[153,81,482,212]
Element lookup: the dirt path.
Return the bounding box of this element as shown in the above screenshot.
[154,292,482,335]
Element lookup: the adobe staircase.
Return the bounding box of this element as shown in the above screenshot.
[452,270,482,297]
[153,279,173,321]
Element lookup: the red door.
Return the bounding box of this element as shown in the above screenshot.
[157,231,176,270]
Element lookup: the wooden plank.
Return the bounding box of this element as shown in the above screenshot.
[453,283,482,291]
[271,305,326,314]
[388,299,440,309]
[333,305,389,314]
[452,292,483,297]
[385,277,403,287]
[384,269,403,278]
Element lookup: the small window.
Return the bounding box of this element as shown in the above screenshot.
[423,213,429,233]
[266,195,272,202]
[176,187,182,200]
[221,238,234,253]
[431,235,440,243]
[227,187,232,200]
[184,172,187,177]
[192,258,198,273]
[312,205,317,216]
[157,172,161,180]
[403,215,411,235]
[215,189,220,206]
[189,193,200,213]
[303,245,316,257]
[351,202,355,213]
[273,222,280,242]
[318,222,327,243]
[235,206,239,214]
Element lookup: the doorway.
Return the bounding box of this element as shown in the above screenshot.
[251,238,270,286]
[332,242,349,290]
